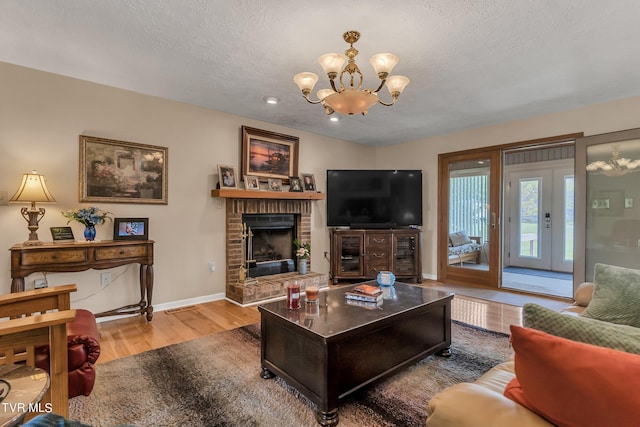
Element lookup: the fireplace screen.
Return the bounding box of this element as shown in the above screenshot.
[242,214,296,277]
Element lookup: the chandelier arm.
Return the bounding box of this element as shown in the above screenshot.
[372,79,387,93]
[302,95,323,105]
[377,96,399,107]
[329,79,339,93]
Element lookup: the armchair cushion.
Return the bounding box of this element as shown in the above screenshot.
[582,263,640,327]
[34,309,100,398]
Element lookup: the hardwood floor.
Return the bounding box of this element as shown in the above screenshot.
[96,284,522,364]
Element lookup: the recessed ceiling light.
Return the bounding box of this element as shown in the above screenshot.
[329,116,339,122]
[264,96,279,105]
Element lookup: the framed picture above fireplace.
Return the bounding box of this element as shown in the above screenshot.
[241,126,299,184]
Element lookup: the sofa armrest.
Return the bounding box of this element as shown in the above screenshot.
[427,382,554,427]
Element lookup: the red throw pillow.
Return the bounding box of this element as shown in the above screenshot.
[504,325,640,427]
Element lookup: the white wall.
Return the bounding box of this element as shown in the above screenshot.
[376,96,640,276]
[0,62,375,312]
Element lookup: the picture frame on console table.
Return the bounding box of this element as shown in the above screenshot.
[113,217,149,241]
[79,135,168,204]
[50,226,75,242]
[241,126,299,184]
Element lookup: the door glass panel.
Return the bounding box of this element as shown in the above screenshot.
[564,175,574,262]
[519,178,540,258]
[448,158,490,271]
[340,236,361,273]
[585,139,640,280]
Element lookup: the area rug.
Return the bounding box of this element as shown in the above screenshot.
[70,322,512,427]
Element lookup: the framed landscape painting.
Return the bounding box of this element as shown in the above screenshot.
[79,135,168,204]
[241,126,299,184]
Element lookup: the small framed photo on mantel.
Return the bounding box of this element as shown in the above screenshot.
[289,176,303,192]
[268,178,282,191]
[218,164,238,189]
[301,173,316,192]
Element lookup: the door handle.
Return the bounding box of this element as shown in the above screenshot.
[491,212,496,229]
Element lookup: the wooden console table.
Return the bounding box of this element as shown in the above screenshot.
[9,240,155,321]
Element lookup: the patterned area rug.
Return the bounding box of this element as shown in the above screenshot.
[70,322,512,427]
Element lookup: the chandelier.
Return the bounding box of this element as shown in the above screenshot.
[586,145,640,176]
[293,30,410,116]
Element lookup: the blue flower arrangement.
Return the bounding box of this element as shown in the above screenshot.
[62,206,112,226]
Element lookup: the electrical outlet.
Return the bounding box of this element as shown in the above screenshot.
[101,272,111,286]
[34,278,48,289]
[0,190,8,206]
[209,262,216,272]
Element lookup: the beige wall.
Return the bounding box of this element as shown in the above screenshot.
[3,61,640,310]
[376,96,640,276]
[0,62,374,312]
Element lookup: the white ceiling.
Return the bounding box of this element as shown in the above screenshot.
[1,1,639,147]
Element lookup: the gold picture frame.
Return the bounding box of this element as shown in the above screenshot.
[241,126,299,184]
[80,135,168,204]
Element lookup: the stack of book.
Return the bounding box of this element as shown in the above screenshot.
[344,284,383,304]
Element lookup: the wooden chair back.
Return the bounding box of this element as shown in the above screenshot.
[0,284,78,418]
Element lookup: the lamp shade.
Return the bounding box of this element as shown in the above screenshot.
[317,53,346,75]
[369,53,399,76]
[293,72,319,92]
[10,171,56,203]
[385,75,410,95]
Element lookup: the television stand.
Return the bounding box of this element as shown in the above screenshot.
[330,228,422,284]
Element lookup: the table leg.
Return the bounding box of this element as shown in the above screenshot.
[145,265,154,321]
[316,408,339,426]
[260,367,275,379]
[11,277,25,293]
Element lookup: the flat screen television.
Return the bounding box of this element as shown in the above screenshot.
[326,170,423,228]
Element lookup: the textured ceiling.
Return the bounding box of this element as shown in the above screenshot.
[1,1,639,146]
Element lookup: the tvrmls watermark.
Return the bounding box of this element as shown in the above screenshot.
[2,402,53,414]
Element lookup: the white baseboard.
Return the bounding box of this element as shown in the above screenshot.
[423,272,437,280]
[94,292,226,323]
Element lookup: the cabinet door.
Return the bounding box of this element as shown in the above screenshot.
[393,232,420,276]
[337,232,364,277]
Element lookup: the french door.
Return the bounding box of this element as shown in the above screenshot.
[438,150,501,287]
[505,160,574,273]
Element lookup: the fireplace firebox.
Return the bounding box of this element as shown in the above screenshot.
[242,214,297,278]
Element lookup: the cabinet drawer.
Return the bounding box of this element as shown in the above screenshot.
[366,263,391,276]
[21,249,87,265]
[95,245,148,260]
[366,250,389,262]
[366,234,391,248]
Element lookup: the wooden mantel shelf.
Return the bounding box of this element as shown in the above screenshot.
[211,189,325,200]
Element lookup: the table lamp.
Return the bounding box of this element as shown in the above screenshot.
[9,170,57,246]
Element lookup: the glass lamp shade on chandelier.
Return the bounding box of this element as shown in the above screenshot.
[586,145,640,177]
[293,30,410,116]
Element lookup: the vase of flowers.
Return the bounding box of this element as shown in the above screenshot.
[294,239,310,275]
[62,207,112,241]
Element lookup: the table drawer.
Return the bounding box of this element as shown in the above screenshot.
[95,245,147,260]
[21,249,87,265]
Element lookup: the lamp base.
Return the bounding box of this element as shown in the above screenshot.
[23,239,44,246]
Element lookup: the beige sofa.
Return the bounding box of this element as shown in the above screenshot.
[426,283,594,427]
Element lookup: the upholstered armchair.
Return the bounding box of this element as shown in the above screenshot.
[0,284,101,413]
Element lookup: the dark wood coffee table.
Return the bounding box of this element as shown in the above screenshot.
[259,281,453,425]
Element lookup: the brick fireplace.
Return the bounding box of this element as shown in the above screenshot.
[224,198,328,305]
